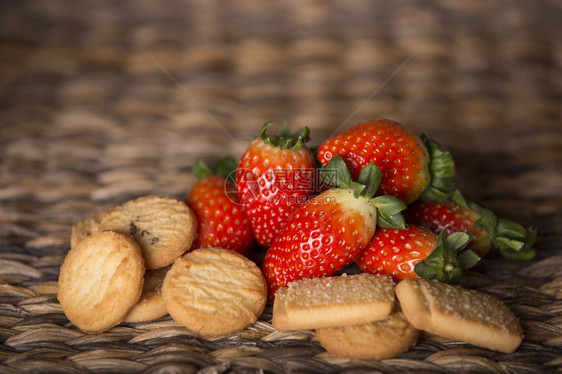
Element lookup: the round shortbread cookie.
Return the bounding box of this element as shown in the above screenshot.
[58,231,145,333]
[315,310,419,360]
[162,247,267,338]
[70,208,110,248]
[98,195,197,269]
[123,266,169,323]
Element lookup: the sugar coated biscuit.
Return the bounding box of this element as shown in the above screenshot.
[273,273,395,331]
[316,309,419,359]
[162,247,267,338]
[58,231,145,333]
[98,195,197,269]
[70,208,110,248]
[396,278,522,353]
[123,266,169,323]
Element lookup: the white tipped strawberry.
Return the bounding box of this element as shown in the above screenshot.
[262,156,407,298]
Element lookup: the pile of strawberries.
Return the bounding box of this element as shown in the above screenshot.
[185,119,537,299]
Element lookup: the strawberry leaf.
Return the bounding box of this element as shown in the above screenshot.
[458,249,480,269]
[214,157,237,178]
[373,196,407,216]
[446,190,536,261]
[349,181,366,198]
[193,157,237,179]
[377,211,407,229]
[320,156,383,200]
[259,121,275,141]
[414,229,478,284]
[420,134,457,203]
[279,120,292,137]
[322,157,405,226]
[473,207,537,260]
[495,237,524,252]
[499,246,536,261]
[357,163,382,198]
[496,219,527,241]
[193,158,213,179]
[495,221,537,260]
[445,231,472,250]
[260,121,310,150]
[450,189,470,210]
[309,146,323,169]
[474,209,498,236]
[321,156,352,188]
[373,196,407,229]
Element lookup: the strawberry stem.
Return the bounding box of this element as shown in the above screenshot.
[420,134,457,203]
[259,121,310,150]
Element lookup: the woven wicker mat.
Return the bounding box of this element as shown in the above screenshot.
[1,0,561,372]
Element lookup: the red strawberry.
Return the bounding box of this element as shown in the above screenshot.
[262,156,407,298]
[405,191,537,260]
[317,119,456,204]
[357,225,480,284]
[405,199,490,257]
[236,122,316,247]
[186,158,255,255]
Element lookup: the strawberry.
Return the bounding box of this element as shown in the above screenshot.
[357,224,480,284]
[186,157,255,255]
[405,190,537,260]
[262,156,407,298]
[236,122,316,247]
[317,119,457,204]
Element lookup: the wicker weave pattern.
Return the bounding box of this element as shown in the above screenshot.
[1,0,561,372]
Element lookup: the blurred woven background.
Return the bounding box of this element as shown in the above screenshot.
[1,0,561,373]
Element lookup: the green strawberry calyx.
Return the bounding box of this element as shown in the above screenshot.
[414,228,480,284]
[193,157,237,179]
[451,190,537,261]
[420,134,458,203]
[320,156,407,229]
[259,121,310,150]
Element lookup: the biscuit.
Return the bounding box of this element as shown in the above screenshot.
[70,208,110,248]
[122,266,169,323]
[162,247,267,338]
[272,273,395,331]
[395,278,522,353]
[98,195,197,269]
[315,309,419,359]
[58,231,145,333]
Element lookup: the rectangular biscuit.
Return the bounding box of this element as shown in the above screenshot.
[396,278,522,353]
[272,273,394,331]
